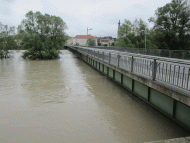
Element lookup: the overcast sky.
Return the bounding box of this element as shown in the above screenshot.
[0,0,171,38]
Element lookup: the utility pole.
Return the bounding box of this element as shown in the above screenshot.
[145,28,146,50]
[140,28,147,50]
[87,27,92,47]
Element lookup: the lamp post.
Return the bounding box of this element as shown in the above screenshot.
[76,36,77,45]
[145,28,146,50]
[87,27,92,47]
[140,28,147,50]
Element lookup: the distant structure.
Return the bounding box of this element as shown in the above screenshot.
[117,20,120,39]
[66,20,120,46]
[67,35,98,46]
[97,36,116,46]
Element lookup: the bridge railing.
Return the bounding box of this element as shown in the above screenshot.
[68,46,190,91]
[88,46,190,60]
[156,61,190,89]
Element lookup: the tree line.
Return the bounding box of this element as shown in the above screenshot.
[0,23,17,58]
[0,11,68,59]
[1,0,190,59]
[116,0,190,50]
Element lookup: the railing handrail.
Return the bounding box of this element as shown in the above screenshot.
[67,45,190,91]
[74,46,190,66]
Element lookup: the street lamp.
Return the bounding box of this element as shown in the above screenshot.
[87,27,92,47]
[140,28,147,50]
[145,28,146,50]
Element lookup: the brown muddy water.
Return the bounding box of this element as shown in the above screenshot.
[0,50,189,143]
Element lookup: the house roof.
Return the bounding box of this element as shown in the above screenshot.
[100,39,110,42]
[74,35,98,39]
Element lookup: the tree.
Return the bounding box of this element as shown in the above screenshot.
[98,42,102,46]
[149,0,190,50]
[115,19,135,48]
[87,38,95,46]
[133,18,148,48]
[115,19,157,49]
[18,11,68,60]
[0,23,17,58]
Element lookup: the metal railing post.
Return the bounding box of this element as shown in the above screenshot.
[109,52,111,63]
[152,59,157,81]
[186,68,190,90]
[131,56,134,72]
[103,52,104,61]
[117,54,121,67]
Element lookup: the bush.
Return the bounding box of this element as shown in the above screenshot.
[98,42,102,46]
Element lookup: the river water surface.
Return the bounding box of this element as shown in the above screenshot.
[0,50,189,143]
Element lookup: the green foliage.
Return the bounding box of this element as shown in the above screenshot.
[116,37,134,48]
[103,44,108,46]
[18,10,68,60]
[0,23,17,58]
[116,19,156,49]
[87,38,95,46]
[111,42,115,46]
[150,0,190,50]
[116,0,190,50]
[76,43,79,46]
[98,42,102,46]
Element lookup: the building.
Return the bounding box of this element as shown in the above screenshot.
[100,39,110,46]
[66,37,73,45]
[72,35,98,46]
[98,36,116,46]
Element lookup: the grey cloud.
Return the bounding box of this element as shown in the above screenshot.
[0,0,16,15]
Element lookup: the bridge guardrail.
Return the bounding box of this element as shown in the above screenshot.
[89,46,190,60]
[68,46,190,91]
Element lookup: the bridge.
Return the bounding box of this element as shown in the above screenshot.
[65,45,190,131]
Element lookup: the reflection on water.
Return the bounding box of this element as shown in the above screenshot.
[0,50,189,143]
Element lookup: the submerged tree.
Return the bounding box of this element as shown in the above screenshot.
[0,23,17,58]
[18,11,68,60]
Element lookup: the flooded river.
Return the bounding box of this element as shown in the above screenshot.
[0,50,189,143]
